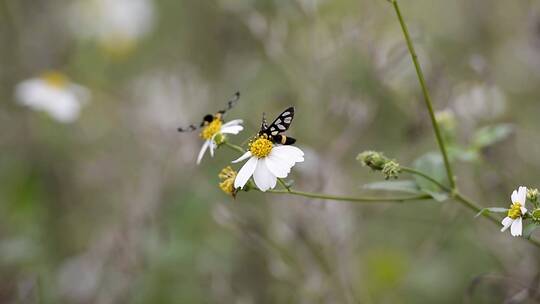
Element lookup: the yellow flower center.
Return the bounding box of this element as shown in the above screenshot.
[508,202,523,219]
[218,166,237,196]
[249,135,273,158]
[41,71,69,88]
[100,36,136,59]
[200,118,222,140]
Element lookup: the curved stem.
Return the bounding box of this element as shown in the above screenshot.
[391,0,456,189]
[401,166,451,192]
[261,188,432,203]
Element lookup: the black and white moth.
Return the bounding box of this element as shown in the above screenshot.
[259,106,296,145]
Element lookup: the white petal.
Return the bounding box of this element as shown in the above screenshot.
[268,148,294,165]
[196,141,210,165]
[232,151,252,163]
[517,186,527,204]
[501,217,513,232]
[511,190,519,203]
[511,217,523,236]
[220,125,243,134]
[222,119,243,128]
[234,157,257,189]
[273,145,304,157]
[265,155,291,178]
[253,159,277,192]
[209,140,216,157]
[272,146,305,163]
[521,206,528,215]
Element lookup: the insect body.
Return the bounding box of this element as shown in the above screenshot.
[259,106,296,145]
[177,91,240,132]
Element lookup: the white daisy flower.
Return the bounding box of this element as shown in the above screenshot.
[501,186,528,237]
[232,134,304,192]
[69,0,155,56]
[15,72,90,123]
[197,117,244,165]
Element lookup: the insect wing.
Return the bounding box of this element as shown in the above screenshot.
[217,91,240,115]
[265,107,294,136]
[177,124,199,132]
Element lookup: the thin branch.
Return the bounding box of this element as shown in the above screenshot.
[391,0,456,189]
[261,188,432,203]
[277,178,291,192]
[222,141,245,153]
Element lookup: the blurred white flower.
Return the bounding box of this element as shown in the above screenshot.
[233,136,304,192]
[452,83,506,124]
[501,186,528,237]
[15,71,90,123]
[197,118,244,164]
[69,0,155,55]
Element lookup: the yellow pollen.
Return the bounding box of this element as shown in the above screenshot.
[200,118,222,140]
[218,166,237,196]
[41,71,69,88]
[249,135,273,158]
[508,202,523,219]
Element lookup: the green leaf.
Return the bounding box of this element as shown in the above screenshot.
[447,146,479,163]
[412,152,449,202]
[472,124,513,149]
[422,190,448,202]
[523,222,540,239]
[363,180,422,194]
[474,207,508,218]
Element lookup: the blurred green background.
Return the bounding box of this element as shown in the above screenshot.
[2,0,540,303]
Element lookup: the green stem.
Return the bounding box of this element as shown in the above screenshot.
[261,188,431,203]
[453,192,499,225]
[222,141,245,154]
[401,166,451,192]
[391,1,540,248]
[391,0,456,189]
[277,178,291,192]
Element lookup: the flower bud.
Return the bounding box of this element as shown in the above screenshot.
[382,160,401,180]
[527,188,539,203]
[218,166,238,197]
[435,110,456,132]
[357,150,401,179]
[356,151,390,171]
[532,208,540,222]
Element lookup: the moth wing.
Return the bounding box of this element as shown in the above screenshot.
[266,106,295,136]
